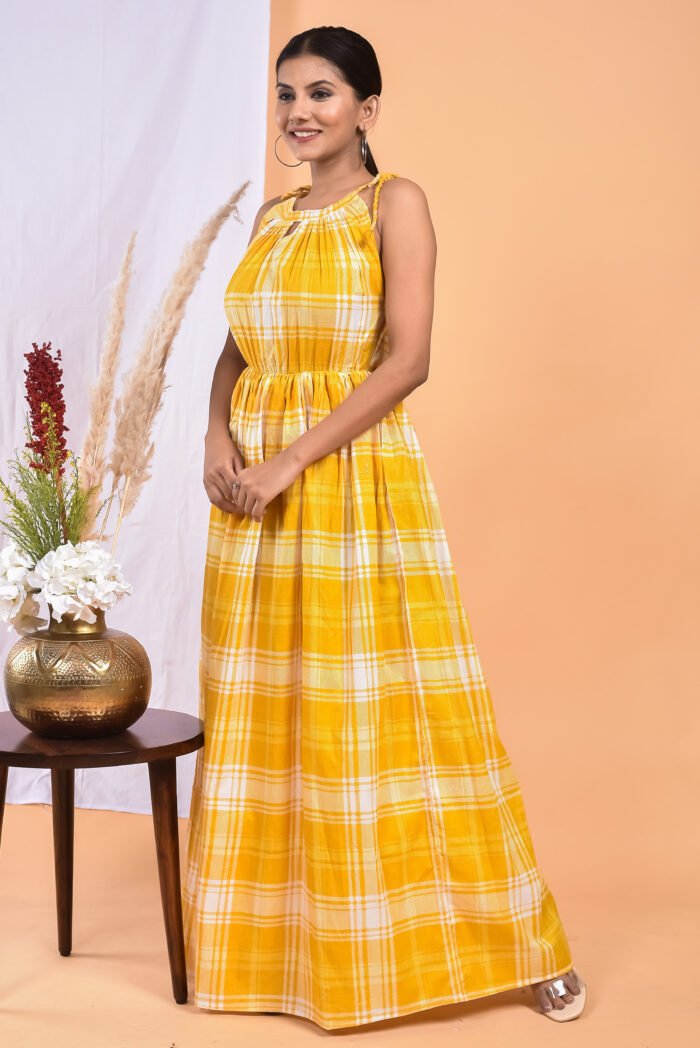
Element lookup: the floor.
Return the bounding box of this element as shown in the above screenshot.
[0,802,692,1046]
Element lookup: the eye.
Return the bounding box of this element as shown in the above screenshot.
[277,90,331,102]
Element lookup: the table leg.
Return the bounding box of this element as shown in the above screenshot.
[50,767,74,957]
[148,756,187,1004]
[0,766,8,847]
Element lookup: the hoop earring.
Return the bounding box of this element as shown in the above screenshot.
[360,132,368,165]
[274,134,304,167]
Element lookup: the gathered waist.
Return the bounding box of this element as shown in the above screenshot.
[240,365,372,378]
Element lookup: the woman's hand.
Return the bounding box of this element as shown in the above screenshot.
[203,428,245,514]
[230,448,301,522]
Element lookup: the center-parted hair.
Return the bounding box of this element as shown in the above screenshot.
[276,26,382,175]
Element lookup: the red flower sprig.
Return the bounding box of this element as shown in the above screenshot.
[23,340,70,474]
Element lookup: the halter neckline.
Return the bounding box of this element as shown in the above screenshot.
[281,172,383,216]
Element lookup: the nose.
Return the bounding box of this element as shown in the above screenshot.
[287,104,311,126]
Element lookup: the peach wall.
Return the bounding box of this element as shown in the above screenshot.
[0,6,696,1044]
[266,0,700,1020]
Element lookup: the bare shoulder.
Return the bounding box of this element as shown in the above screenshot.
[380,176,431,213]
[378,176,436,250]
[248,192,285,243]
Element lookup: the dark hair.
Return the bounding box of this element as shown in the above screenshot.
[275,26,382,176]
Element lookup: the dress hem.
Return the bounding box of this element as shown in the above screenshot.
[189,957,576,1031]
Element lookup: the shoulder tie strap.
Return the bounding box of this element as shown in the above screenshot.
[279,184,310,202]
[280,175,378,206]
[370,172,399,231]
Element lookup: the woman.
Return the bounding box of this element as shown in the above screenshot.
[182,25,586,1031]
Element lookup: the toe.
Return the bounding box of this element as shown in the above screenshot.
[532,984,553,1012]
[533,973,582,1014]
[563,969,581,996]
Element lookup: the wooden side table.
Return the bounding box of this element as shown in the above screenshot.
[0,707,204,1003]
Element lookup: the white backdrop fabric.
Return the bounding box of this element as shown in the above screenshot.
[0,0,271,814]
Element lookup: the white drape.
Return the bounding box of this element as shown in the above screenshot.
[0,0,271,814]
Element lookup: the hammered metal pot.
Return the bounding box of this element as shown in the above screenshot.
[3,605,152,739]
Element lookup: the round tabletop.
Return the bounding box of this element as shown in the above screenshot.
[0,708,204,770]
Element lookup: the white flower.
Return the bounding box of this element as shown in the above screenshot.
[8,592,48,635]
[0,538,34,577]
[0,540,38,631]
[25,539,132,625]
[0,538,132,632]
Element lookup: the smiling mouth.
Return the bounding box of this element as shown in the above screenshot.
[290,130,322,139]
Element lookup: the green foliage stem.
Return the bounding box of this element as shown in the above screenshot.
[0,406,101,562]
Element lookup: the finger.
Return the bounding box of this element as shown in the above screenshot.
[229,484,246,513]
[204,473,236,502]
[212,481,243,514]
[211,497,236,514]
[244,492,262,519]
[215,478,238,505]
[219,469,241,496]
[230,482,245,511]
[203,481,225,509]
[232,451,245,474]
[225,468,244,499]
[250,497,267,523]
[228,442,245,473]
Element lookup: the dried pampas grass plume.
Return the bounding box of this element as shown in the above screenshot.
[103,180,251,552]
[79,231,137,541]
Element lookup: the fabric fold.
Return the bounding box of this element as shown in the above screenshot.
[182,172,574,1030]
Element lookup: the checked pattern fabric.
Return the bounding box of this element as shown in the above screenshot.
[181,171,574,1030]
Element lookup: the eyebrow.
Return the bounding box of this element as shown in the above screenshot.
[275,79,335,89]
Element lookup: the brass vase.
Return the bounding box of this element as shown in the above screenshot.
[4,604,151,739]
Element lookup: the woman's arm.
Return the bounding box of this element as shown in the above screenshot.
[205,329,248,441]
[279,177,437,475]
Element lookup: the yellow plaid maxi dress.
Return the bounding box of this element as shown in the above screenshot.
[182,171,574,1029]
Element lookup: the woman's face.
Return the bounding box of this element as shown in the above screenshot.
[275,55,378,166]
